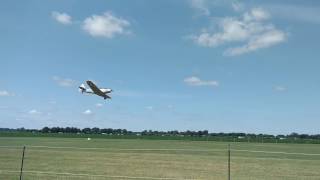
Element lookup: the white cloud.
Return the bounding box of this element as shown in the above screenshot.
[28,109,41,115]
[191,8,287,56]
[244,8,270,21]
[96,103,103,108]
[51,11,72,25]
[0,90,14,97]
[189,0,247,16]
[82,12,130,38]
[225,29,286,56]
[83,109,93,115]
[184,76,219,87]
[231,2,244,12]
[52,76,77,87]
[274,86,287,92]
[190,0,210,16]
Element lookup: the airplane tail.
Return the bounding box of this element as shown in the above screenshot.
[79,84,86,93]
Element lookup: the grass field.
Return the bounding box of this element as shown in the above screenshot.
[0,137,320,180]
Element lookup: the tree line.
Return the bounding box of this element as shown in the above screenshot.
[0,127,319,140]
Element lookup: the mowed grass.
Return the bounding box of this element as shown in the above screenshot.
[0,137,320,180]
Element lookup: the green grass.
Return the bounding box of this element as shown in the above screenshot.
[0,137,320,180]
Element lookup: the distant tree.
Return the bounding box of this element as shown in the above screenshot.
[82,128,91,134]
[50,127,59,133]
[100,128,108,134]
[141,130,148,136]
[42,127,50,133]
[311,134,320,139]
[299,134,310,139]
[92,127,100,134]
[203,130,209,136]
[288,132,299,138]
[65,127,71,133]
[17,127,25,132]
[114,129,122,135]
[71,127,80,133]
[276,134,285,139]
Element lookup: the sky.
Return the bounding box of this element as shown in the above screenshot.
[1,0,320,134]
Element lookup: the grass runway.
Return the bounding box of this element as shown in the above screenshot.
[0,137,320,179]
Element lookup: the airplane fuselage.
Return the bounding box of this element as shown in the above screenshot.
[86,81,111,99]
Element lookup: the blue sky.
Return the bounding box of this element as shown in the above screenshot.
[1,0,320,134]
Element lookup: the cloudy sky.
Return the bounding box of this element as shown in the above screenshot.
[1,0,320,134]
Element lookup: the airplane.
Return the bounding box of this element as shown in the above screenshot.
[79,80,112,100]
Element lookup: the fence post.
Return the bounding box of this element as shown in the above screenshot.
[228,144,230,180]
[19,146,26,180]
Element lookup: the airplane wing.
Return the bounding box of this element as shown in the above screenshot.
[104,94,111,99]
[86,80,112,99]
[86,81,104,95]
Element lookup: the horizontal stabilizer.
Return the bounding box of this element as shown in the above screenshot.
[79,84,86,93]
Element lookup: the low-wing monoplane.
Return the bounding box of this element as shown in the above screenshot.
[79,80,112,100]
